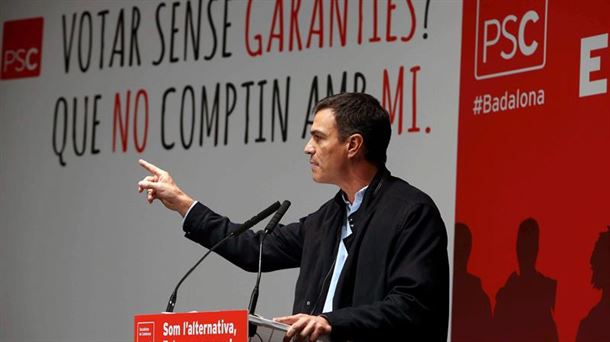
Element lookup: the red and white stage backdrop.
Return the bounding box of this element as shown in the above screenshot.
[453,1,609,342]
[0,1,461,341]
[1,0,608,341]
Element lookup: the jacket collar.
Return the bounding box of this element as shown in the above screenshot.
[333,166,390,210]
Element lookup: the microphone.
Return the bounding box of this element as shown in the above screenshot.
[231,201,283,237]
[165,201,281,312]
[263,200,291,235]
[248,200,291,318]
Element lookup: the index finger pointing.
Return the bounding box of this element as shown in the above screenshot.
[138,159,163,176]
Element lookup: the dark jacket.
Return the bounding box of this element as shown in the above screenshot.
[183,169,449,341]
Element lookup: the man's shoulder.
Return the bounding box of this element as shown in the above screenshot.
[381,174,438,209]
[300,195,342,221]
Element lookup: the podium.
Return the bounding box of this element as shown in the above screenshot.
[134,310,289,342]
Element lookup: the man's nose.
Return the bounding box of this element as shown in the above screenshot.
[304,139,314,155]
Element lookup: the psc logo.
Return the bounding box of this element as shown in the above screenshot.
[474,0,547,80]
[1,17,44,80]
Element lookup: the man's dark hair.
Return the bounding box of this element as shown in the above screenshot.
[313,92,392,166]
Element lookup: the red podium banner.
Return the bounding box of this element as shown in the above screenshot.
[134,310,248,342]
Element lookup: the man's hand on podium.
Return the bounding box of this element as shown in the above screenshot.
[274,313,331,342]
[137,159,194,217]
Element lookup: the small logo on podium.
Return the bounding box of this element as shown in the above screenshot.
[137,322,155,342]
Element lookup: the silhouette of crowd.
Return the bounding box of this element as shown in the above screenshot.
[452,220,609,342]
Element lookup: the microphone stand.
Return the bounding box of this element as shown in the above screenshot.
[248,231,266,338]
[247,200,291,337]
[166,234,233,312]
[165,201,281,312]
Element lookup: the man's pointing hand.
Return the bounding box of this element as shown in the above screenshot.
[137,159,194,216]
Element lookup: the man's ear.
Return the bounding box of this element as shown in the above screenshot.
[347,133,364,159]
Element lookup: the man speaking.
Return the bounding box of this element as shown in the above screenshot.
[138,93,449,341]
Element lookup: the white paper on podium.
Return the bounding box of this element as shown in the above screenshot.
[248,314,330,342]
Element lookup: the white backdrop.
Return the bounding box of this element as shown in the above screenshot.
[0,1,462,341]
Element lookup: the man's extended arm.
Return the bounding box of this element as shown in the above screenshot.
[182,201,303,272]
